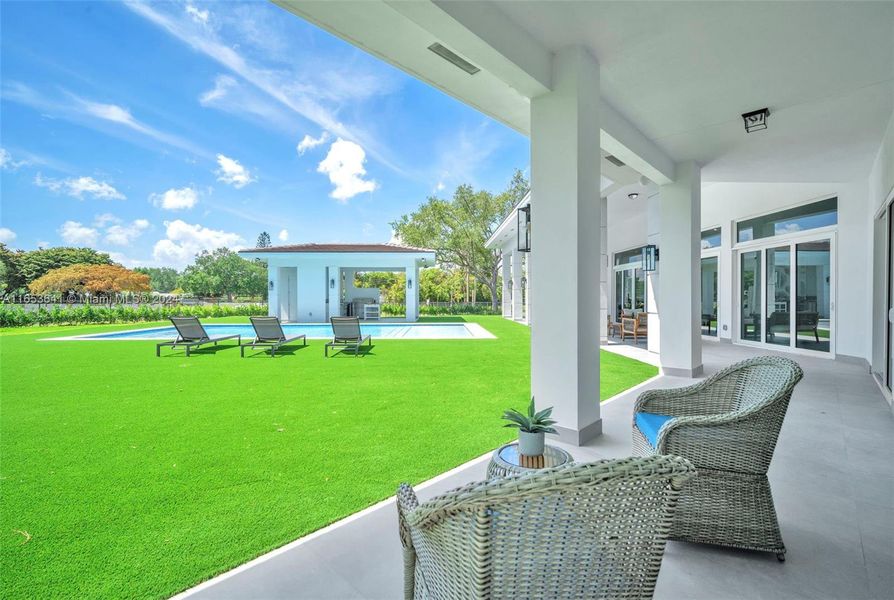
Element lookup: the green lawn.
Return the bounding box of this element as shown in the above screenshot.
[0,316,657,599]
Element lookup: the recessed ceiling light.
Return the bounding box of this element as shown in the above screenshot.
[628,192,639,200]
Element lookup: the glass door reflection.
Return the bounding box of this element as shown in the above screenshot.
[701,256,718,336]
[795,240,831,352]
[740,251,761,342]
[766,247,791,347]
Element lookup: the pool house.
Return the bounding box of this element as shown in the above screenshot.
[238,243,435,323]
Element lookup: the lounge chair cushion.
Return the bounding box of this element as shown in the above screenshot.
[635,411,674,447]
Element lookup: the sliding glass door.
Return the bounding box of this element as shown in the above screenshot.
[614,266,646,317]
[737,235,834,355]
[700,256,718,336]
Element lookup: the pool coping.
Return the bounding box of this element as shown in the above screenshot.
[40,322,496,341]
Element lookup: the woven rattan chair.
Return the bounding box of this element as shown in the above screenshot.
[397,455,695,600]
[632,355,803,561]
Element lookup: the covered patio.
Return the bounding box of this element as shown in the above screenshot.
[194,2,892,598]
[178,340,893,599]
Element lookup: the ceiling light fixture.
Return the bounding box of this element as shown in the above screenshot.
[628,192,640,200]
[742,108,770,133]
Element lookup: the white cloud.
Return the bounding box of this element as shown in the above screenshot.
[105,219,150,246]
[362,223,375,237]
[152,219,244,268]
[37,240,51,249]
[297,131,330,155]
[199,74,236,105]
[0,148,28,170]
[151,186,199,210]
[435,181,446,192]
[35,174,126,200]
[2,82,210,158]
[317,138,378,202]
[215,154,255,188]
[277,229,288,242]
[776,223,802,234]
[93,213,122,228]
[58,221,99,246]
[185,3,209,25]
[123,2,404,172]
[101,250,147,269]
[0,227,17,244]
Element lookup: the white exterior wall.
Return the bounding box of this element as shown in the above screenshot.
[869,110,894,388]
[605,180,875,361]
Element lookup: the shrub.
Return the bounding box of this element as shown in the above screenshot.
[0,303,268,328]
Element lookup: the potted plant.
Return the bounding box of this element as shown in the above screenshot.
[502,398,557,456]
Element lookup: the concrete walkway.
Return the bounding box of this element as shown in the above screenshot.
[180,341,893,600]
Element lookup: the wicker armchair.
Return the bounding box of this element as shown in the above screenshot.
[397,455,695,600]
[632,355,803,561]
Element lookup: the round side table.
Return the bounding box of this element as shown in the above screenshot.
[487,442,572,479]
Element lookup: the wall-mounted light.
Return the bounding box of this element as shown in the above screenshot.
[517,205,531,252]
[407,278,413,289]
[329,278,335,289]
[269,280,275,291]
[641,244,659,272]
[742,108,770,133]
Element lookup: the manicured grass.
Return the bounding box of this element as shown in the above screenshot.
[0,316,657,599]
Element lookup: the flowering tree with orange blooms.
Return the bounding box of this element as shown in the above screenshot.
[29,264,150,296]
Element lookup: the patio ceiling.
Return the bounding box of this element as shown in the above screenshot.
[274,1,893,184]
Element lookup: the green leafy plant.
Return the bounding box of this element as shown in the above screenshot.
[501,398,557,434]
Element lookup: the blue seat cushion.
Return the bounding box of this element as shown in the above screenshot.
[635,412,674,448]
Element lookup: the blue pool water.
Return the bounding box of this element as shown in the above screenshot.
[62,322,486,340]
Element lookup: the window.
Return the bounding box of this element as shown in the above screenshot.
[614,246,644,266]
[701,227,721,249]
[737,198,837,244]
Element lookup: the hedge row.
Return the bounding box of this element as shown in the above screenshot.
[0,304,268,328]
[378,303,500,317]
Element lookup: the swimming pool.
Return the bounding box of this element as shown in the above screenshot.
[47,322,495,341]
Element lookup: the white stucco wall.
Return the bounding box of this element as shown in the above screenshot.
[869,110,894,381]
[604,179,874,361]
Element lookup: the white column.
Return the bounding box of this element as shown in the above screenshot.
[511,247,523,320]
[658,161,703,377]
[405,263,419,321]
[524,252,531,325]
[530,46,602,445]
[502,251,512,317]
[267,263,279,318]
[327,265,340,318]
[646,193,661,355]
[600,196,608,342]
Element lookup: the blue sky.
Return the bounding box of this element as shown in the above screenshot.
[0,1,528,268]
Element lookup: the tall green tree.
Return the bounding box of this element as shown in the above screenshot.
[134,267,181,293]
[0,245,114,293]
[256,231,272,248]
[179,248,267,301]
[391,169,527,311]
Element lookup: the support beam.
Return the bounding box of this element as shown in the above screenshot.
[511,247,523,320]
[530,46,602,445]
[658,162,703,377]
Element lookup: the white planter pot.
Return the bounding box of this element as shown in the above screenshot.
[518,431,545,456]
